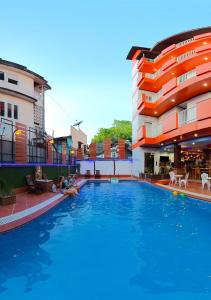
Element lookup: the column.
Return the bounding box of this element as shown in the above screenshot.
[104,139,111,159]
[15,122,27,164]
[89,143,97,160]
[174,144,181,168]
[118,139,126,159]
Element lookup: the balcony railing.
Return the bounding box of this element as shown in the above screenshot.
[176,50,195,62]
[145,124,163,138]
[178,106,197,126]
[177,69,196,84]
[177,38,194,47]
[143,90,163,103]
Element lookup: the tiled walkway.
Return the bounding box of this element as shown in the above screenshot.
[0,179,87,233]
[156,181,211,201]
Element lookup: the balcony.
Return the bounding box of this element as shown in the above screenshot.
[137,34,211,81]
[136,99,211,148]
[138,61,211,117]
[178,107,197,127]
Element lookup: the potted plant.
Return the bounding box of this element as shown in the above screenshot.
[0,178,16,206]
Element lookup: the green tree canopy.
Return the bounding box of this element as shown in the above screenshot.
[92,120,132,143]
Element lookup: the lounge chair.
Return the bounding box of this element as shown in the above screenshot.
[201,173,210,190]
[85,170,91,178]
[179,173,189,189]
[95,170,101,179]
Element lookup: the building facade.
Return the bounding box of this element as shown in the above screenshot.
[0,59,50,132]
[0,59,51,163]
[127,27,211,177]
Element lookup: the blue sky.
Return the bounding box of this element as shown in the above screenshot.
[1,0,211,141]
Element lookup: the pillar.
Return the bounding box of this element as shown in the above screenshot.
[15,122,27,164]
[118,139,126,159]
[104,139,111,159]
[89,143,96,160]
[174,144,181,168]
[62,142,66,165]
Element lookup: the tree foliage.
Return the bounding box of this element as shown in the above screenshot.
[92,120,132,143]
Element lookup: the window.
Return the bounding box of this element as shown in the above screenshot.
[0,72,4,80]
[7,103,12,118]
[0,102,5,116]
[8,78,18,85]
[14,105,18,119]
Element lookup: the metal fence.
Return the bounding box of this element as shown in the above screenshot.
[0,119,67,164]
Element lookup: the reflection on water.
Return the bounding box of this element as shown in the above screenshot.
[1,182,211,298]
[0,197,78,293]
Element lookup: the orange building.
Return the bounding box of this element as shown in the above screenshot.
[127,27,211,177]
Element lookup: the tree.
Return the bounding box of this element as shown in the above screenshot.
[92,120,132,143]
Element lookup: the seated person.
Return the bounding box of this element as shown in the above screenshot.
[63,186,78,196]
[59,176,66,192]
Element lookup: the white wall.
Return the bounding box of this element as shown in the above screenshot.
[79,161,95,175]
[95,160,114,175]
[115,160,132,175]
[78,160,132,176]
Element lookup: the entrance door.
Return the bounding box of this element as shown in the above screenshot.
[144,152,154,173]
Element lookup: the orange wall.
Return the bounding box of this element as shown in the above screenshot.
[196,62,211,76]
[162,112,178,133]
[162,77,177,95]
[197,98,211,120]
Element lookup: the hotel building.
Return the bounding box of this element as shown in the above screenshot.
[127,27,211,177]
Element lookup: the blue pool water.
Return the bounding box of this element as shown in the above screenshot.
[1,181,211,299]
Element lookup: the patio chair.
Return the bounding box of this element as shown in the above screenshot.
[25,175,43,194]
[179,172,189,189]
[85,170,91,178]
[95,170,101,179]
[169,171,176,185]
[201,173,210,190]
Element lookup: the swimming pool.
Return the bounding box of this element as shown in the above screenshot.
[1,181,211,300]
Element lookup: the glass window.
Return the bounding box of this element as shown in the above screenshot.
[8,78,18,85]
[0,102,5,116]
[0,72,4,80]
[14,105,18,119]
[7,103,12,118]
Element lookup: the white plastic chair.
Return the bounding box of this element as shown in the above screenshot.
[179,173,189,189]
[169,171,176,185]
[201,173,210,190]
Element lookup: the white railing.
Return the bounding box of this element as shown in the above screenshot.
[145,73,154,79]
[145,68,162,79]
[177,69,196,84]
[178,106,197,126]
[177,38,194,47]
[145,123,163,138]
[145,90,163,103]
[177,50,195,62]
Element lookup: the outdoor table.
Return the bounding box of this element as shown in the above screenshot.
[35,179,53,192]
[174,174,184,185]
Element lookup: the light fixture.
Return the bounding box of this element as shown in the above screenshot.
[203,42,208,45]
[194,133,198,137]
[154,68,157,72]
[174,139,177,142]
[161,143,164,146]
[49,139,54,144]
[204,57,208,61]
[15,129,24,136]
[171,99,175,102]
[171,72,175,75]
[203,83,208,87]
[154,111,158,115]
[192,142,195,145]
